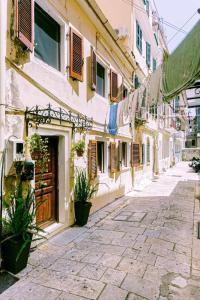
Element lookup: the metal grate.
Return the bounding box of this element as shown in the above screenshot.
[25,104,93,131]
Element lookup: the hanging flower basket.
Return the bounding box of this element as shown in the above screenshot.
[73,140,85,157]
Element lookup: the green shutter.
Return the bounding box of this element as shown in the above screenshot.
[136,21,142,53]
[146,0,149,17]
[153,58,157,72]
[146,42,151,68]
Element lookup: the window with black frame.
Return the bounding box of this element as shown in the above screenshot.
[96,62,105,97]
[97,141,105,173]
[34,3,61,70]
[122,142,127,167]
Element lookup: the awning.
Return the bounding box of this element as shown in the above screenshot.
[163,20,200,101]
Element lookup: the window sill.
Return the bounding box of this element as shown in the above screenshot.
[97,173,109,181]
[94,93,108,104]
[120,167,131,173]
[32,56,65,78]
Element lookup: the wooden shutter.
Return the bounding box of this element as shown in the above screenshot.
[110,142,117,173]
[118,141,122,171]
[110,71,118,102]
[70,28,83,81]
[88,141,97,180]
[131,143,140,166]
[91,47,96,90]
[15,0,34,51]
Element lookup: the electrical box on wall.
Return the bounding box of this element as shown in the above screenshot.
[5,139,25,176]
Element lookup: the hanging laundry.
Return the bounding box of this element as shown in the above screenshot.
[108,103,118,135]
[117,99,125,127]
[149,65,163,105]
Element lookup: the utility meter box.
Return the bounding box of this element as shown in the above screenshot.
[5,139,24,176]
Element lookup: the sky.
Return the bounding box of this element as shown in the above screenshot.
[154,0,200,53]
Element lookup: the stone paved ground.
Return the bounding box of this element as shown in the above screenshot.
[1,162,200,300]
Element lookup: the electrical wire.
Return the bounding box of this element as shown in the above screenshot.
[161,20,187,34]
[167,11,197,44]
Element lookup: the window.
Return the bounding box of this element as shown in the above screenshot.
[153,58,157,72]
[154,33,158,46]
[146,0,150,17]
[35,3,60,70]
[174,96,180,113]
[136,21,142,53]
[123,87,128,100]
[97,62,105,97]
[97,141,105,173]
[141,88,146,107]
[135,75,140,89]
[146,42,151,68]
[147,138,150,163]
[150,104,157,118]
[122,142,127,167]
[141,143,145,164]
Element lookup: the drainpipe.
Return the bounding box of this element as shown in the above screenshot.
[0,0,7,156]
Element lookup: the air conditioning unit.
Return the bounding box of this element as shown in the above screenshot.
[115,27,129,39]
[5,138,24,176]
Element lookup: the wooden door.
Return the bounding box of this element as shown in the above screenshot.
[32,136,58,227]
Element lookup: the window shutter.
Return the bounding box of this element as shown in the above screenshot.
[110,71,118,102]
[110,142,117,172]
[118,141,122,171]
[15,0,34,51]
[88,140,97,180]
[70,28,84,81]
[131,143,140,166]
[91,47,96,90]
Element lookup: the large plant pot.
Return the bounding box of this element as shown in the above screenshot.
[75,201,92,226]
[2,234,32,274]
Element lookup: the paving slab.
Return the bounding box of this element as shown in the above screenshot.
[1,162,200,300]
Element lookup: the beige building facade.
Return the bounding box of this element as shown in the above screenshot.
[0,0,187,236]
[0,0,139,236]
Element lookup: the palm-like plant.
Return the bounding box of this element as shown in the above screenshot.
[74,169,97,203]
[1,184,44,261]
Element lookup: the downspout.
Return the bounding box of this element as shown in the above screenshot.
[0,0,7,156]
[0,0,7,270]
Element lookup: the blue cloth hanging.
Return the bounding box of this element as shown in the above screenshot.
[108,104,118,135]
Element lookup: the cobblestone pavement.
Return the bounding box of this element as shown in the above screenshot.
[1,162,200,300]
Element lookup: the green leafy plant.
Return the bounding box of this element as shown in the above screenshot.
[135,117,146,128]
[1,184,44,261]
[74,169,97,203]
[72,140,85,156]
[30,134,49,174]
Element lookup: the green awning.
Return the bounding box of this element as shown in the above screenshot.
[163,20,200,101]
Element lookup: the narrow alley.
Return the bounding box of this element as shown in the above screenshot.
[1,162,200,300]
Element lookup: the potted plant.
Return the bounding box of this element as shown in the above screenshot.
[1,185,44,274]
[73,140,85,157]
[74,169,97,226]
